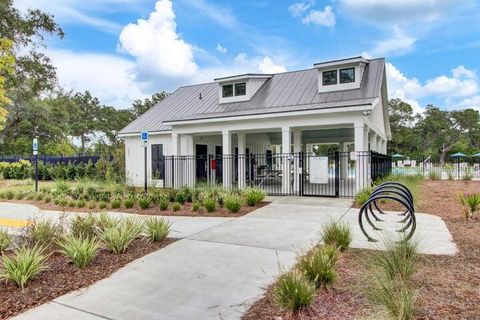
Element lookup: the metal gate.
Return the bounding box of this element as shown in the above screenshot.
[300,152,339,197]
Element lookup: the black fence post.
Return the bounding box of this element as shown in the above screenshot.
[334,151,339,198]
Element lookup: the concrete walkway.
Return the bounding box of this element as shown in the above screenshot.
[0,198,456,320]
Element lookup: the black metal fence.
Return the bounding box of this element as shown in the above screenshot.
[0,155,107,164]
[156,151,386,198]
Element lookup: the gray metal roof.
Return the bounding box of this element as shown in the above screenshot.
[119,58,386,134]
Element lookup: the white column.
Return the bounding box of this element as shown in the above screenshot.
[369,131,377,152]
[376,136,382,154]
[170,132,181,188]
[293,129,301,193]
[382,139,387,154]
[282,127,291,194]
[354,125,369,193]
[340,142,348,180]
[181,134,194,187]
[222,130,232,189]
[237,133,246,190]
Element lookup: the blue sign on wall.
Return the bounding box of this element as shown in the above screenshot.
[141,131,148,141]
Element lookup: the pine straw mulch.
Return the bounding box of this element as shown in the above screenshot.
[243,249,373,320]
[243,180,480,320]
[0,238,176,319]
[1,199,270,217]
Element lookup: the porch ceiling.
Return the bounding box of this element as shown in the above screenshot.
[268,128,354,144]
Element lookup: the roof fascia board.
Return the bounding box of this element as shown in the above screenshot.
[118,130,172,138]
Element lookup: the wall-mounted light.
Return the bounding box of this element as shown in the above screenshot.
[362,110,372,116]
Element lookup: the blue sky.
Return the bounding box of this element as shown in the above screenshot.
[14,0,480,112]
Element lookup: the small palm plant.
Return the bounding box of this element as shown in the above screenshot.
[457,193,480,220]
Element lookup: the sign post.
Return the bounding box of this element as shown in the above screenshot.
[141,131,149,193]
[33,138,38,192]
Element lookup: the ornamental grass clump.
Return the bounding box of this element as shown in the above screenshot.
[0,229,11,253]
[191,201,201,212]
[224,194,242,213]
[172,202,181,212]
[203,196,217,213]
[139,197,151,210]
[99,201,108,210]
[159,197,169,210]
[124,198,135,209]
[274,270,315,311]
[457,193,480,220]
[321,221,352,252]
[58,235,99,268]
[96,212,119,231]
[98,219,142,254]
[144,218,171,242]
[70,214,96,239]
[355,187,372,206]
[111,199,122,209]
[243,188,266,206]
[24,220,64,251]
[372,239,419,281]
[298,245,338,289]
[0,245,48,290]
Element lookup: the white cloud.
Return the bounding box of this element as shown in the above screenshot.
[386,62,479,112]
[118,0,198,86]
[367,26,416,57]
[301,6,336,27]
[259,57,287,74]
[288,1,314,18]
[49,49,148,108]
[180,0,238,29]
[339,0,457,25]
[216,44,227,54]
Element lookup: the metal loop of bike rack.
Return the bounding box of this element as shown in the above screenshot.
[358,182,416,242]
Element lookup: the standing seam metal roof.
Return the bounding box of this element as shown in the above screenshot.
[119,58,385,134]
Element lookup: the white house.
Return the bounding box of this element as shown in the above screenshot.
[119,56,391,197]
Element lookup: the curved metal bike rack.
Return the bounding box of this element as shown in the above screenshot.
[358,181,416,242]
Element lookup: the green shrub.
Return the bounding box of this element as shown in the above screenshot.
[99,201,108,210]
[168,189,177,202]
[0,245,48,290]
[68,200,76,208]
[44,196,51,203]
[55,180,70,194]
[224,194,242,213]
[298,245,338,288]
[88,201,96,210]
[77,199,86,208]
[159,197,169,210]
[144,218,171,242]
[0,192,5,199]
[203,196,216,212]
[59,235,99,268]
[321,221,352,252]
[70,214,96,239]
[355,187,372,206]
[98,220,142,254]
[191,201,201,212]
[124,198,135,209]
[0,229,11,253]
[181,187,193,202]
[139,197,151,210]
[24,220,63,250]
[274,270,315,311]
[111,199,122,209]
[174,193,186,204]
[35,193,44,201]
[172,202,181,212]
[243,188,265,206]
[6,190,14,200]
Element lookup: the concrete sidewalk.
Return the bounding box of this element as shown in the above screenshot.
[2,198,456,320]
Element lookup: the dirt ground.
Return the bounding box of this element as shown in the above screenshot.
[243,180,480,320]
[0,238,176,319]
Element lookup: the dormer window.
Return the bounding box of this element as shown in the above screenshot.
[322,70,337,86]
[234,83,246,96]
[340,68,355,84]
[222,84,233,97]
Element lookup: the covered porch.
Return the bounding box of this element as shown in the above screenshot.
[165,114,388,197]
